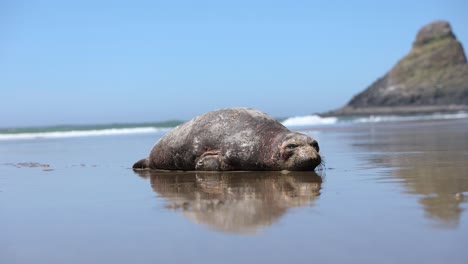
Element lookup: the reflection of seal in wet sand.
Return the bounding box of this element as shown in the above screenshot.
[135,170,322,234]
[133,107,321,171]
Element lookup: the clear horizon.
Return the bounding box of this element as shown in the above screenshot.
[2,0,467,127]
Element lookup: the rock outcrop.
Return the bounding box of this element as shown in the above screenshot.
[327,20,468,116]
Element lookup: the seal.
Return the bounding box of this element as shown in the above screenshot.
[133,107,321,171]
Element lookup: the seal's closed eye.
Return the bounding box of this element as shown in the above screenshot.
[286,144,298,149]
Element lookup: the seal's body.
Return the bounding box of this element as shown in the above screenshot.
[133,108,321,171]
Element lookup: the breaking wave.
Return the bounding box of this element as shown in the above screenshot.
[282,111,468,127]
[282,115,338,126]
[0,127,170,141]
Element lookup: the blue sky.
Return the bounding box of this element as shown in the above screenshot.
[1,0,467,127]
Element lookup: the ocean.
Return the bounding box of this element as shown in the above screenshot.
[1,111,467,140]
[1,112,468,264]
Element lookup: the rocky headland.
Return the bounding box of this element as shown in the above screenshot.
[324,20,468,116]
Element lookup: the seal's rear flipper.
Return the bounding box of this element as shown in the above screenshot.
[133,158,150,169]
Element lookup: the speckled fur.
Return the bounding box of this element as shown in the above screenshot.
[133,107,321,171]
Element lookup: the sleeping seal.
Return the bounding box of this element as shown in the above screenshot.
[133,107,321,171]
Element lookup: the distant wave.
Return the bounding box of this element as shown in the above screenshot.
[0,127,170,141]
[282,111,468,127]
[354,112,468,123]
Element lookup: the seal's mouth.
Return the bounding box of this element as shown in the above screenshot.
[290,155,322,171]
[281,150,321,171]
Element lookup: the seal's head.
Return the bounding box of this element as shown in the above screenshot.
[273,132,321,171]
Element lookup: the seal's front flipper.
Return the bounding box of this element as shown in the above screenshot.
[133,158,150,169]
[195,151,221,171]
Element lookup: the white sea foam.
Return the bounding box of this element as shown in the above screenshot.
[282,111,468,127]
[282,115,338,127]
[0,127,169,141]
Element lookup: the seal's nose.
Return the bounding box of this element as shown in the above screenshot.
[302,144,319,158]
[308,149,321,169]
[311,140,320,152]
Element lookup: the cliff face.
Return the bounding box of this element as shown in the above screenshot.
[331,21,468,115]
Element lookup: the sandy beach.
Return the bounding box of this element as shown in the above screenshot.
[1,118,468,264]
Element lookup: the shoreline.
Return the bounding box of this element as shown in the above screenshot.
[320,104,468,117]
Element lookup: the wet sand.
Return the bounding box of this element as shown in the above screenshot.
[1,118,467,263]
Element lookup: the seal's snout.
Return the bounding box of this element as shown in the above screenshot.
[278,134,322,171]
[311,152,322,170]
[297,145,321,170]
